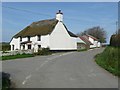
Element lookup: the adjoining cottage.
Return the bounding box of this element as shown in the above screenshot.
[10,10,80,52]
[78,34,101,49]
[83,34,101,48]
[79,36,93,49]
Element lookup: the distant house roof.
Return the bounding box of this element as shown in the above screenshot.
[79,36,93,45]
[84,34,98,41]
[13,19,77,38]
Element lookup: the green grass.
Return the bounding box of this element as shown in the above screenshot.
[2,54,34,61]
[77,48,87,52]
[95,46,120,77]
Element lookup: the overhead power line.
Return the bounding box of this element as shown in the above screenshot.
[2,6,53,17]
[2,6,116,26]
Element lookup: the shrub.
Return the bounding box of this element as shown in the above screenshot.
[110,34,120,47]
[2,72,11,90]
[2,44,10,51]
[36,48,52,55]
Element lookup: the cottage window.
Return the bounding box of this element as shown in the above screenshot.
[23,45,25,50]
[37,35,41,41]
[38,45,41,49]
[27,36,30,41]
[12,45,14,50]
[20,37,22,41]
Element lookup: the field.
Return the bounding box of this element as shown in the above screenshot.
[0,42,10,51]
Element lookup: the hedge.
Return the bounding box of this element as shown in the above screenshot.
[110,34,120,47]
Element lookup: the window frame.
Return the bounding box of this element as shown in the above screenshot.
[37,35,41,41]
[27,36,30,41]
[20,37,22,41]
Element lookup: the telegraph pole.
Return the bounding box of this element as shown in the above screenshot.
[116,21,118,34]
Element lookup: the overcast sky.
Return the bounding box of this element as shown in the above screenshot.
[2,2,118,43]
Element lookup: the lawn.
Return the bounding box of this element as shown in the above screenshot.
[2,54,34,61]
[95,46,120,77]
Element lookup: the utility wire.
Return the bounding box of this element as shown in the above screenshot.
[2,6,116,26]
[2,6,53,17]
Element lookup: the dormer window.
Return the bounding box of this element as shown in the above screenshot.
[37,35,41,41]
[27,36,30,41]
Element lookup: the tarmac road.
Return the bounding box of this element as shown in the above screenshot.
[2,48,118,88]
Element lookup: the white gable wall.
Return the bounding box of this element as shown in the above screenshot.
[10,38,20,50]
[49,22,77,50]
[89,37,99,48]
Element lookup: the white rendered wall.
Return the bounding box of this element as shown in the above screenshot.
[56,14,63,22]
[10,35,50,52]
[49,22,77,50]
[41,35,50,48]
[97,42,101,47]
[10,38,20,51]
[89,37,99,48]
[89,37,95,48]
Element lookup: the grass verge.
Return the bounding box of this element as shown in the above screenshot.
[2,54,34,61]
[77,48,87,52]
[95,46,120,77]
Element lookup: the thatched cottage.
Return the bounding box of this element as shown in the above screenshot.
[10,10,85,52]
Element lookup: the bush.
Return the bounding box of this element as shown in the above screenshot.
[1,43,10,51]
[2,72,11,90]
[110,34,120,47]
[36,48,52,55]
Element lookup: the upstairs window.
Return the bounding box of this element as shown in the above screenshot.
[27,36,30,41]
[37,35,41,41]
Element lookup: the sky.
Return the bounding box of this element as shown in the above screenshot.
[2,2,118,44]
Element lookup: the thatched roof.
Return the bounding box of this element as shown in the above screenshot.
[13,19,77,38]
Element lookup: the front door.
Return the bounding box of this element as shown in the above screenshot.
[28,45,31,49]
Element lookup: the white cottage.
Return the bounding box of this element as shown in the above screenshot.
[10,10,78,52]
[83,34,101,48]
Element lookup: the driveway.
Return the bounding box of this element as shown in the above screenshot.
[2,48,118,88]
